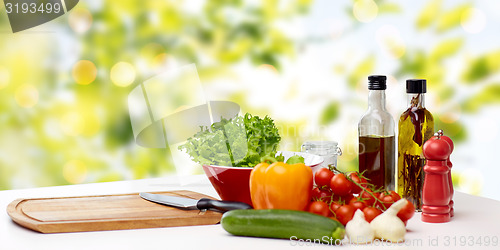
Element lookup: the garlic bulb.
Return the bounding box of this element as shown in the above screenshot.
[370,198,408,242]
[346,209,375,244]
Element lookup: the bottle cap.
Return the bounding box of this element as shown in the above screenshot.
[406,79,427,93]
[368,75,387,90]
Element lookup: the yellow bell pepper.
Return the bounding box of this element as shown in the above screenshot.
[249,160,313,211]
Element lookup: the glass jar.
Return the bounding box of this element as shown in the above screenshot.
[301,141,342,170]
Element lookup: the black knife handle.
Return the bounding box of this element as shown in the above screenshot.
[197,198,252,212]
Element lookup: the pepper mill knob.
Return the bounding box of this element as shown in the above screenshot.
[421,131,452,223]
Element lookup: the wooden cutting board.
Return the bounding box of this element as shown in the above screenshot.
[7,190,222,233]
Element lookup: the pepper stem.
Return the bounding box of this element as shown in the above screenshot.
[260,156,278,164]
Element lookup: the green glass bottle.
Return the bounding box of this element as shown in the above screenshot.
[397,79,434,210]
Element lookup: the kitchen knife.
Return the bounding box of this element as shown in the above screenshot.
[139,192,252,212]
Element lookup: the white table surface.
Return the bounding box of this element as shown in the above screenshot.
[1,175,500,250]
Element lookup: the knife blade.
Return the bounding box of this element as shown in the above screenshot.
[139,192,252,212]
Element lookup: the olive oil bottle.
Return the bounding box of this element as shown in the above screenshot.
[358,75,395,191]
[397,79,434,210]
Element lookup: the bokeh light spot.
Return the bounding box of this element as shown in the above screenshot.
[152,53,169,67]
[376,25,406,58]
[81,112,100,136]
[68,8,93,34]
[72,60,97,85]
[439,102,462,124]
[0,67,10,89]
[60,112,84,136]
[141,43,168,68]
[258,64,278,73]
[111,62,136,87]
[353,0,378,23]
[15,84,39,108]
[458,168,484,195]
[461,8,486,34]
[387,75,398,86]
[63,160,87,184]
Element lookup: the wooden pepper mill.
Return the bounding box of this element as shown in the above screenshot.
[421,130,452,223]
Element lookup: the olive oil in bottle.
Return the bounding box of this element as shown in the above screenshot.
[397,79,434,210]
[359,135,395,190]
[358,75,395,191]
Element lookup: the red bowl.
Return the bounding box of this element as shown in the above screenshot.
[202,165,253,206]
[202,151,323,206]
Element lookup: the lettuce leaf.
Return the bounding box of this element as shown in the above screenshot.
[179,113,281,167]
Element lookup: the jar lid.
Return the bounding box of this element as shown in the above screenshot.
[301,141,341,156]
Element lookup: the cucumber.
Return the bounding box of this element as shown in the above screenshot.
[221,209,345,244]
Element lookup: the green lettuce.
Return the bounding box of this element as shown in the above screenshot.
[179,113,281,167]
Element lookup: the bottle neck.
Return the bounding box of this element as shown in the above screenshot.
[368,90,387,110]
[407,93,426,109]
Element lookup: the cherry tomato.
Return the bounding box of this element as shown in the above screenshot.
[360,188,378,207]
[389,190,401,201]
[349,197,367,211]
[397,199,415,223]
[329,201,342,212]
[311,187,321,200]
[311,187,332,201]
[330,173,352,196]
[314,168,334,187]
[378,194,395,209]
[378,191,401,210]
[308,201,331,217]
[349,172,368,194]
[335,204,355,225]
[333,192,354,204]
[363,206,382,223]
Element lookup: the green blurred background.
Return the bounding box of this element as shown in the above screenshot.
[0,0,499,200]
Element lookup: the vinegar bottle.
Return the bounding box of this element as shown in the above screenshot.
[358,75,395,191]
[397,79,434,210]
